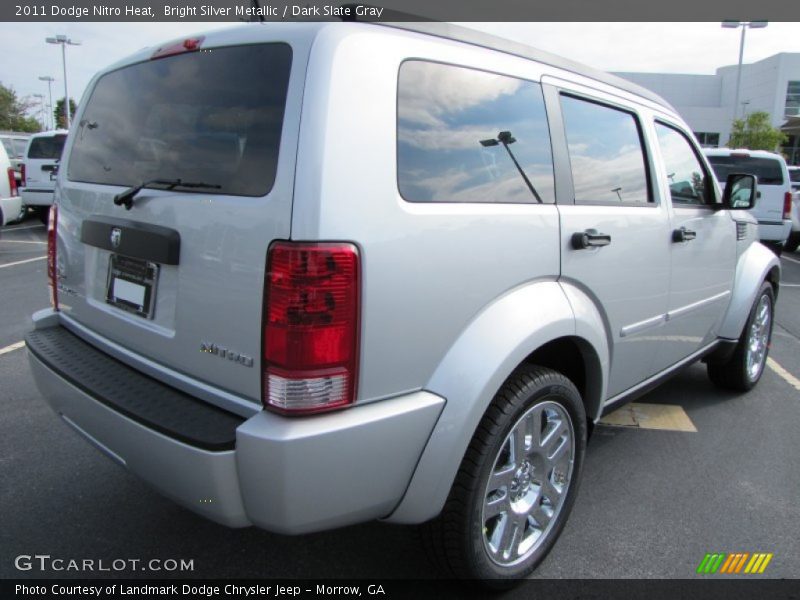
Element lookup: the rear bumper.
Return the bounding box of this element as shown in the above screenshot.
[0,196,22,226]
[27,314,445,534]
[20,189,54,206]
[756,220,791,244]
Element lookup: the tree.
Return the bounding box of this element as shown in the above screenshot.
[54,97,77,129]
[727,111,787,151]
[0,82,41,132]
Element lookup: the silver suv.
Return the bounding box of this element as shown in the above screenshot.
[26,22,781,584]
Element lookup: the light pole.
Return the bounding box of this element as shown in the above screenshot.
[45,34,80,129]
[721,21,767,126]
[32,93,46,130]
[39,76,55,130]
[480,131,543,203]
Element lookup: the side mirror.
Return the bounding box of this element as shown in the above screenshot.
[723,173,757,210]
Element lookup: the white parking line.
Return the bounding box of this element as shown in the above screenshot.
[0,341,25,356]
[0,256,47,269]
[782,254,800,266]
[0,240,47,244]
[767,358,800,391]
[3,224,45,231]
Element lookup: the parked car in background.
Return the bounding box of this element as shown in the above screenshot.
[0,140,23,227]
[704,148,792,254]
[26,22,781,585]
[20,129,68,222]
[788,165,800,252]
[0,132,31,175]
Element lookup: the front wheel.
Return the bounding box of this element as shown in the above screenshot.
[421,367,587,586]
[708,281,775,391]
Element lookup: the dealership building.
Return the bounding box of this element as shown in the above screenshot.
[616,52,800,165]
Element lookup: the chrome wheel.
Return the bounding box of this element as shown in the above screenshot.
[745,294,771,382]
[481,401,575,567]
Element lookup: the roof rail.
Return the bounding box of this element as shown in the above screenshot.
[337,9,673,111]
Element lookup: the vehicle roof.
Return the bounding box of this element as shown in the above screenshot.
[28,129,69,139]
[703,148,788,162]
[99,21,674,114]
[378,22,675,111]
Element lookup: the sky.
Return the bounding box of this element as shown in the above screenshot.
[2,21,800,124]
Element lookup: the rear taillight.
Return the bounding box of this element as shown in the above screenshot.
[783,191,792,220]
[263,241,360,415]
[20,163,26,187]
[47,205,58,310]
[6,167,17,197]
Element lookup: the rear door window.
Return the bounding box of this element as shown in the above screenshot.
[706,156,784,185]
[28,135,67,160]
[560,94,651,204]
[68,43,292,197]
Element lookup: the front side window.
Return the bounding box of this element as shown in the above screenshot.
[68,43,292,197]
[560,95,650,204]
[397,60,555,204]
[655,123,711,206]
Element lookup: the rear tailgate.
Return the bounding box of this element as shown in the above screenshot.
[54,32,309,407]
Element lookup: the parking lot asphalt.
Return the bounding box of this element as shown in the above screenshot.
[1,219,798,580]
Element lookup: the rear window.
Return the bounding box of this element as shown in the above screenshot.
[28,135,67,160]
[706,155,784,185]
[790,169,800,184]
[68,43,292,197]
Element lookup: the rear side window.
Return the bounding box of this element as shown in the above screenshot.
[788,169,799,184]
[68,43,292,197]
[560,95,651,204]
[397,60,555,204]
[706,155,784,185]
[28,135,67,160]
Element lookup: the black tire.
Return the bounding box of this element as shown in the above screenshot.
[421,367,587,586]
[35,206,50,225]
[707,281,775,391]
[786,232,800,254]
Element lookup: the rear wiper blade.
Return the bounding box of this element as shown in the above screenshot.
[113,179,221,210]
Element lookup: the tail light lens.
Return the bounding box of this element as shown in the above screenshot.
[783,191,792,220]
[20,163,26,187]
[47,205,58,310]
[263,241,360,414]
[6,167,17,197]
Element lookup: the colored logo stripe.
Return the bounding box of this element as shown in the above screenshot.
[697,553,773,574]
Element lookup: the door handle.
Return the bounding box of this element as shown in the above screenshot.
[572,229,612,250]
[672,227,697,243]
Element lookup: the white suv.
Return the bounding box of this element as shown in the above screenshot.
[20,129,68,222]
[788,166,799,252]
[0,140,22,227]
[704,148,793,254]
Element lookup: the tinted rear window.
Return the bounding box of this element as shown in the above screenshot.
[790,169,800,184]
[68,43,292,197]
[28,135,67,160]
[706,155,784,185]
